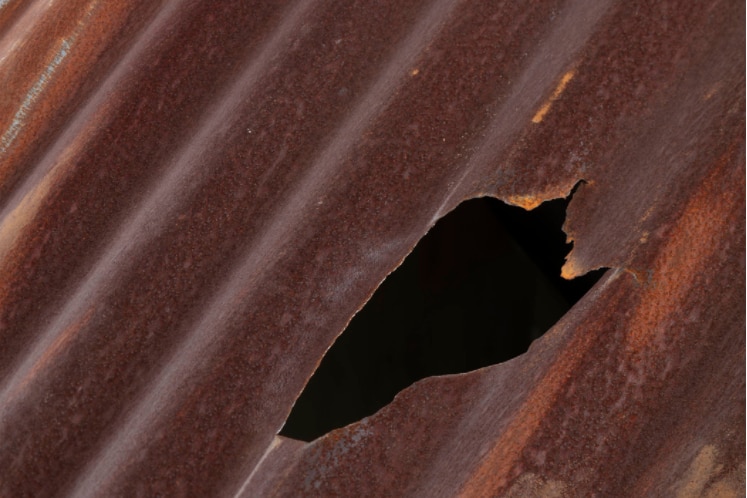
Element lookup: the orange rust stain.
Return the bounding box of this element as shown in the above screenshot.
[624,147,742,354]
[639,205,656,223]
[505,194,545,210]
[560,257,584,280]
[531,69,575,124]
[457,272,619,495]
[504,178,580,212]
[461,145,741,495]
[460,346,591,494]
[622,267,651,285]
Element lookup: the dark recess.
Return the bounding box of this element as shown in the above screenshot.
[281,196,605,442]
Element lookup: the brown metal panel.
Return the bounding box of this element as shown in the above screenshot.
[0,0,164,205]
[0,0,743,496]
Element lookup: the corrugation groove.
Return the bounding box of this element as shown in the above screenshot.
[0,0,743,496]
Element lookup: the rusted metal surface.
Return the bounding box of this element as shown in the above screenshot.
[0,0,743,496]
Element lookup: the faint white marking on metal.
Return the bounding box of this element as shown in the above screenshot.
[232,436,283,498]
[0,38,70,155]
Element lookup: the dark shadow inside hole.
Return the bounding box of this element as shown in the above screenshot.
[281,196,606,442]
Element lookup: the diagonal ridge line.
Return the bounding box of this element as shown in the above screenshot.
[0,0,318,414]
[69,0,463,495]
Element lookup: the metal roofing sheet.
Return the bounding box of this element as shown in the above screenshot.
[0,0,743,496]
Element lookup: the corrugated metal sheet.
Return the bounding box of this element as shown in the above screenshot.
[0,0,743,496]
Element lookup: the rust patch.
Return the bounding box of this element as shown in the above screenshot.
[624,149,743,354]
[531,69,576,124]
[459,274,621,495]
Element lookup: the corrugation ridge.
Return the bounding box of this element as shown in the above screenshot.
[0,0,166,208]
[0,0,188,384]
[0,3,315,496]
[0,0,314,407]
[0,0,184,231]
[0,0,295,388]
[246,1,616,493]
[99,0,591,494]
[0,0,450,494]
[0,1,313,448]
[70,0,463,494]
[70,0,627,494]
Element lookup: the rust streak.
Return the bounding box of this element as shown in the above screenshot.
[531,69,576,124]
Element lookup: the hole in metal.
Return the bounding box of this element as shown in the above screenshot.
[281,196,605,442]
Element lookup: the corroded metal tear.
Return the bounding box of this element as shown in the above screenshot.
[0,0,743,496]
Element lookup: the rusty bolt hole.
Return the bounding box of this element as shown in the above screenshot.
[281,196,606,442]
